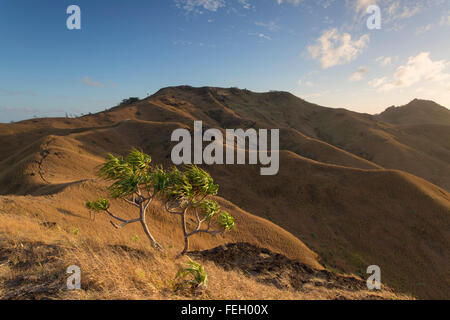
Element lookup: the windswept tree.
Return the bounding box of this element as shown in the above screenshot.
[159,165,235,255]
[86,149,235,255]
[86,149,163,249]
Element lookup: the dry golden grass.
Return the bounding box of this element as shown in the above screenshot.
[0,86,447,299]
[0,208,408,300]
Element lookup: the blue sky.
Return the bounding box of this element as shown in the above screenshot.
[0,0,449,122]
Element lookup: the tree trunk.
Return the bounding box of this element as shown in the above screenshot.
[140,206,162,250]
[181,212,189,255]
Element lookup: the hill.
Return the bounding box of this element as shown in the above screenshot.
[0,86,448,299]
[377,99,450,126]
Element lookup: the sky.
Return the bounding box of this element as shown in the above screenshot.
[0,0,449,122]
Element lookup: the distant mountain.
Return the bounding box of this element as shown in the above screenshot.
[377,99,450,125]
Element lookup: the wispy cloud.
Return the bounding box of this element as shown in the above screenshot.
[347,0,422,18]
[349,67,368,81]
[82,77,105,88]
[345,0,429,32]
[276,0,302,5]
[376,56,392,66]
[348,0,376,16]
[277,0,336,8]
[248,32,272,40]
[308,28,370,69]
[415,24,432,36]
[237,0,252,9]
[255,21,280,32]
[175,0,226,13]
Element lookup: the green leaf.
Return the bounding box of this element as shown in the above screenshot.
[96,149,155,198]
[193,199,220,220]
[218,211,235,231]
[126,148,151,171]
[176,258,208,288]
[86,198,110,212]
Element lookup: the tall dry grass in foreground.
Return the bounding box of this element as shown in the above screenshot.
[0,208,409,300]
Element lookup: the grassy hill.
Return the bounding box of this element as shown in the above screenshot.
[0,86,448,299]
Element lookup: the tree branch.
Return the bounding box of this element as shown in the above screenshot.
[187,229,223,237]
[123,198,139,208]
[193,208,208,232]
[165,200,184,215]
[144,196,153,211]
[105,209,131,223]
[110,218,141,229]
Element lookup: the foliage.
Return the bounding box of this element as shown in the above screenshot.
[97,149,153,198]
[218,211,235,231]
[161,165,218,201]
[86,198,110,212]
[121,97,140,105]
[194,199,220,221]
[176,258,208,289]
[86,149,235,254]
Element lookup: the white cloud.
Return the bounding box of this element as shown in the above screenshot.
[376,56,392,66]
[308,28,370,69]
[175,0,226,13]
[349,67,368,81]
[370,52,450,91]
[82,77,105,88]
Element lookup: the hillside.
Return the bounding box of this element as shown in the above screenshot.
[149,86,450,190]
[0,86,449,299]
[377,99,450,126]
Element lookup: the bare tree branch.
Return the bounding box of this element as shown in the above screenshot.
[165,200,184,215]
[123,198,139,207]
[187,229,223,237]
[110,218,141,229]
[105,209,130,223]
[144,196,153,211]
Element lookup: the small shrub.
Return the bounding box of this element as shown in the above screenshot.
[175,259,208,295]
